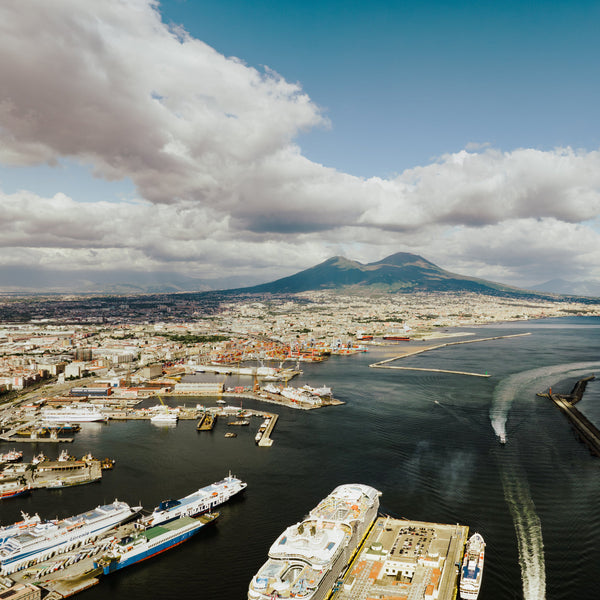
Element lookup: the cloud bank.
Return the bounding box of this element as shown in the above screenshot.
[1,0,600,289]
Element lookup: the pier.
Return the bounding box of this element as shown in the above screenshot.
[369,333,531,376]
[538,376,600,456]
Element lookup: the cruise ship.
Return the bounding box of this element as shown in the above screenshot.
[144,474,247,527]
[41,403,106,423]
[460,532,485,599]
[96,513,218,575]
[248,483,380,600]
[0,500,139,575]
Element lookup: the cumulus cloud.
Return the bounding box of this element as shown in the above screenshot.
[1,0,600,287]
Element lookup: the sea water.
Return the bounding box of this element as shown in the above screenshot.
[1,316,599,599]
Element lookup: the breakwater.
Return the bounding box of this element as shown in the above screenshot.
[538,375,599,456]
[369,332,531,376]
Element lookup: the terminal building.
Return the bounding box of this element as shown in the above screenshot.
[330,516,468,600]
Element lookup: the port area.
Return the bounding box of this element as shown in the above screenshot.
[2,457,102,490]
[369,333,531,377]
[537,375,600,456]
[329,517,468,600]
[4,521,140,599]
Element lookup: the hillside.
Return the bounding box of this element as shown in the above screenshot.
[228,252,540,297]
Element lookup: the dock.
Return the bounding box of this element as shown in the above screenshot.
[329,516,468,600]
[538,376,599,456]
[258,413,278,447]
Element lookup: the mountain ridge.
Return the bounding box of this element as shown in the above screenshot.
[224,252,545,297]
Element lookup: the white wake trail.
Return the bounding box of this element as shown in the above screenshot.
[489,361,600,444]
[502,464,546,599]
[492,361,600,600]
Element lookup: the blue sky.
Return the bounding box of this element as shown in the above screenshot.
[158,0,600,176]
[0,0,599,292]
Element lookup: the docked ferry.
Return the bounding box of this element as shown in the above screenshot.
[144,474,247,527]
[248,483,380,600]
[96,513,218,575]
[0,500,139,574]
[41,403,106,423]
[460,532,485,599]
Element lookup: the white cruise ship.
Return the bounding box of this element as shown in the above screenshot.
[144,474,247,527]
[41,403,106,423]
[248,483,380,600]
[0,500,139,575]
[460,532,485,599]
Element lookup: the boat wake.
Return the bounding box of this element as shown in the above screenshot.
[491,360,600,599]
[501,462,546,600]
[489,361,600,444]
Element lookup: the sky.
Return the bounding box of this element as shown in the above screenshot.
[1,0,600,292]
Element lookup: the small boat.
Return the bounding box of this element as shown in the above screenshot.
[101,458,116,470]
[0,479,30,500]
[224,432,237,438]
[0,450,23,463]
[227,420,250,426]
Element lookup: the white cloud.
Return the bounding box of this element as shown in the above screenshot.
[1,0,600,288]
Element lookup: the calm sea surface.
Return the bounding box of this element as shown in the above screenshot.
[1,316,600,599]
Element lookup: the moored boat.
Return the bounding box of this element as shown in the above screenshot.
[460,532,485,599]
[144,474,246,527]
[95,513,218,575]
[0,450,23,463]
[0,500,140,574]
[248,483,380,600]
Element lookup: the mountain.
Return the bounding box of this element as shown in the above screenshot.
[226,252,542,297]
[532,278,600,297]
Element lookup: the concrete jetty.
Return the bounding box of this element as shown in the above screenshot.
[258,413,278,447]
[369,332,531,376]
[538,376,600,456]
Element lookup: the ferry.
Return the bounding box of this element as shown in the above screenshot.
[41,403,106,423]
[144,474,247,527]
[248,483,381,600]
[96,513,218,575]
[460,532,485,599]
[0,500,140,575]
[150,411,178,424]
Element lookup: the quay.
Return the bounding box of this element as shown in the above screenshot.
[257,413,277,447]
[369,332,531,376]
[538,376,600,456]
[2,457,103,490]
[329,516,468,600]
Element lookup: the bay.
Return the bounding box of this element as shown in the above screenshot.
[1,316,600,599]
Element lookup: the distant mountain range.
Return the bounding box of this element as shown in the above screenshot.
[226,252,560,298]
[1,253,598,300]
[531,278,600,297]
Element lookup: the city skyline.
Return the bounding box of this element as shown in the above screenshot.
[1,0,600,292]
